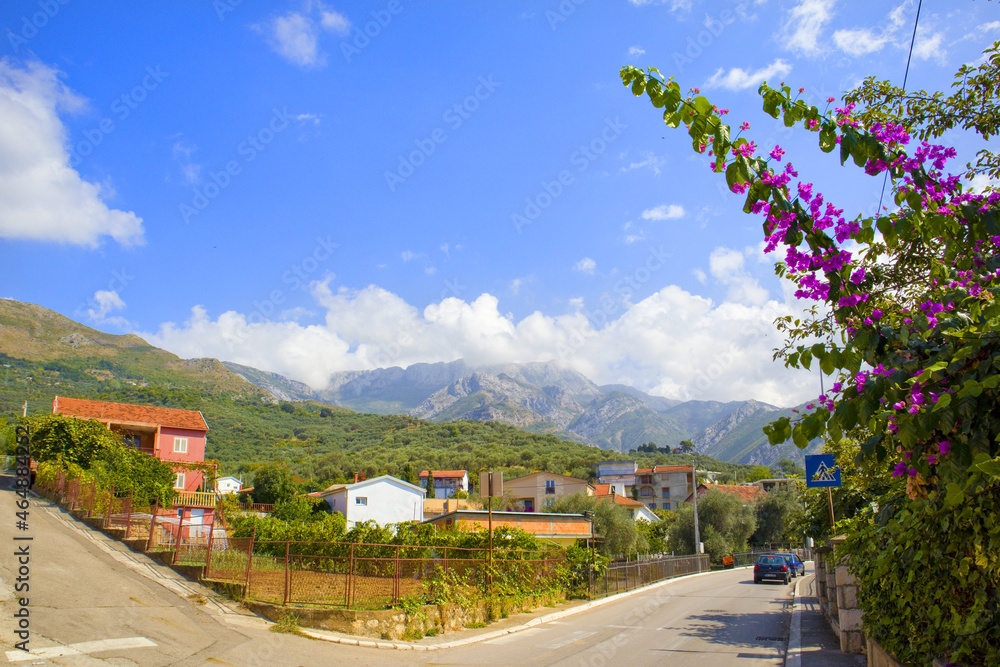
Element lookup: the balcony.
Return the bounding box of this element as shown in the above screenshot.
[173,491,216,508]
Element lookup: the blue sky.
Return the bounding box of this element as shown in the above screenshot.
[1,0,998,406]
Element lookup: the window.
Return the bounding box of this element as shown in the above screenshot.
[638,475,653,485]
[123,435,141,449]
[639,487,653,497]
[662,488,670,498]
[355,496,367,506]
[174,473,186,489]
[545,480,556,495]
[649,503,656,510]
[544,497,554,507]
[664,503,671,511]
[173,437,188,454]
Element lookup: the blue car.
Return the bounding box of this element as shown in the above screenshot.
[773,552,806,577]
[754,554,791,584]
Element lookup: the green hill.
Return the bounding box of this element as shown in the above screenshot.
[0,299,760,488]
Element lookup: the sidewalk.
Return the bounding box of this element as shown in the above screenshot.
[787,572,867,667]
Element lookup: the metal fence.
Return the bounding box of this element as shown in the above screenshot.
[35,471,566,611]
[589,554,710,599]
[733,547,812,568]
[203,539,565,610]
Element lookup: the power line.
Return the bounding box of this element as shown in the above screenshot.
[875,0,924,217]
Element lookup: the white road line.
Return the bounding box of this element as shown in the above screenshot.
[545,630,596,649]
[6,636,157,662]
[785,575,806,667]
[484,627,547,644]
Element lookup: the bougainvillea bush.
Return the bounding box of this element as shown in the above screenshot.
[620,43,1000,663]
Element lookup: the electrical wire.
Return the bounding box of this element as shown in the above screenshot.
[875,0,924,217]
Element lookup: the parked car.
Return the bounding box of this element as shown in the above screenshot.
[773,552,806,577]
[754,554,791,584]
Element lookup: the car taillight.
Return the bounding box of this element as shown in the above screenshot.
[781,565,788,571]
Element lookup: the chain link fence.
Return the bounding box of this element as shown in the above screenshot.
[202,539,565,610]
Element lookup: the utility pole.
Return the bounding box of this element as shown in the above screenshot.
[692,463,701,571]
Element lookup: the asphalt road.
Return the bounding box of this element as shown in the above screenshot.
[0,476,793,665]
[435,566,794,666]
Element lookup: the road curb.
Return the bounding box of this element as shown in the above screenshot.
[302,567,723,651]
[785,573,807,667]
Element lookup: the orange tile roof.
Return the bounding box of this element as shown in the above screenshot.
[593,483,611,495]
[418,470,467,478]
[53,396,208,431]
[595,493,646,508]
[635,468,653,474]
[654,465,692,473]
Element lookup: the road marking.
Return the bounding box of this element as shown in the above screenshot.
[6,637,157,662]
[484,627,546,644]
[545,630,596,649]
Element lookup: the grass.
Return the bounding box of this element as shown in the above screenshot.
[270,612,306,637]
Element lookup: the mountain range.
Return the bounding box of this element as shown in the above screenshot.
[224,359,820,465]
[0,298,817,466]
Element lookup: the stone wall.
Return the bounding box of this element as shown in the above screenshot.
[812,537,864,654]
[246,592,565,641]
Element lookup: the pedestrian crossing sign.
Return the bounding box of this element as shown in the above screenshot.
[805,454,841,487]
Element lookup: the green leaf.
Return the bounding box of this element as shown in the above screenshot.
[973,456,1000,479]
[932,392,952,411]
[957,380,982,398]
[820,354,836,375]
[944,483,965,508]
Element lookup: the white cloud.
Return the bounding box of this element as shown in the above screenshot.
[781,0,835,56]
[981,21,1000,32]
[912,25,946,62]
[401,250,418,262]
[574,257,597,275]
[510,278,523,295]
[294,113,322,126]
[969,173,999,193]
[832,2,910,57]
[86,290,133,328]
[832,28,891,56]
[709,247,769,306]
[88,290,125,320]
[0,60,144,247]
[266,12,322,66]
[628,46,646,56]
[320,9,351,35]
[143,256,816,406]
[705,59,793,91]
[641,204,685,221]
[621,151,666,175]
[628,0,691,11]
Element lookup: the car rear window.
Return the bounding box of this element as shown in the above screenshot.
[757,556,783,565]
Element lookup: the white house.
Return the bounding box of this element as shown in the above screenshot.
[315,475,425,528]
[215,475,244,496]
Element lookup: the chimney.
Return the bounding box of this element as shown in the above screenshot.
[354,472,359,483]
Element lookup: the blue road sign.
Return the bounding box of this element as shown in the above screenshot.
[805,454,842,488]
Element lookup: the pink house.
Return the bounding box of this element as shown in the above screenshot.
[52,397,215,524]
